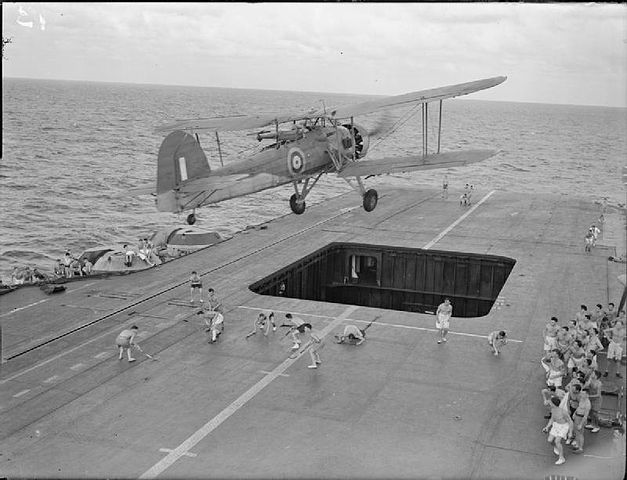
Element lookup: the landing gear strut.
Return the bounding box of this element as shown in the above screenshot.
[288,172,324,215]
[343,176,379,213]
[186,212,197,225]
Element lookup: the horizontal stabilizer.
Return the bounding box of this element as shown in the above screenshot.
[178,172,282,194]
[338,149,498,178]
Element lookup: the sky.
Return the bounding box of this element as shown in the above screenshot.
[2,2,627,107]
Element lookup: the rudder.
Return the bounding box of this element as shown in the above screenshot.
[157,130,211,195]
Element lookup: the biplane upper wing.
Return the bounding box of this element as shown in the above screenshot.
[155,76,506,133]
[337,149,499,178]
[317,76,507,119]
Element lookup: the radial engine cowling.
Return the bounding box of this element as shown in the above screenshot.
[341,123,370,159]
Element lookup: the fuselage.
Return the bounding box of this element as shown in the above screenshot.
[158,125,354,213]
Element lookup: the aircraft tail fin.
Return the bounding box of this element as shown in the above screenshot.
[157,130,211,195]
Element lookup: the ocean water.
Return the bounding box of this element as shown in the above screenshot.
[2,78,626,281]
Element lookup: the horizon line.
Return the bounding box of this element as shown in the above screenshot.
[3,75,626,110]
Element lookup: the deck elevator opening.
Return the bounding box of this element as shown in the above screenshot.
[249,243,515,317]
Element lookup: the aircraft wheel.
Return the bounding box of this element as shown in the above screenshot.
[186,213,197,225]
[289,194,306,215]
[363,189,378,212]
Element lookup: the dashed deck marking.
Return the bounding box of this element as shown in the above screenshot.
[139,305,359,479]
[69,363,85,371]
[423,190,495,250]
[0,299,48,318]
[0,283,95,319]
[42,375,59,384]
[0,321,137,385]
[94,351,111,359]
[13,389,31,398]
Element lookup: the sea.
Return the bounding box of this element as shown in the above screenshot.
[1,77,626,283]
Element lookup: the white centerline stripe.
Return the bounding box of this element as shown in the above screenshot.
[69,363,85,371]
[94,352,112,359]
[42,375,60,384]
[139,305,359,479]
[423,190,495,250]
[13,389,31,398]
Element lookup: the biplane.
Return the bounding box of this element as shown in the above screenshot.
[138,76,506,224]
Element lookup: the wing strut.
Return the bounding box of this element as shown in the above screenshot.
[215,132,224,167]
[437,100,442,154]
[422,103,428,157]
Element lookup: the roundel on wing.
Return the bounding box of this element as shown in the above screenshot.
[287,147,306,176]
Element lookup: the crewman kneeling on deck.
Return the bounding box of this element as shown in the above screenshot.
[335,324,366,345]
[116,325,139,362]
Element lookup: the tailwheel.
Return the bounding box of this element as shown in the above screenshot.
[289,194,306,215]
[363,189,378,212]
[186,212,197,225]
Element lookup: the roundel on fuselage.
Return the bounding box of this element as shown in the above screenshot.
[287,147,306,176]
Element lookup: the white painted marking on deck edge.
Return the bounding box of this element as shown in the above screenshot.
[139,306,359,479]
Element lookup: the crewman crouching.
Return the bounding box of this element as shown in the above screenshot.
[335,324,366,345]
[116,325,139,362]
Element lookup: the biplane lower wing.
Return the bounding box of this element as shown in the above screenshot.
[337,149,498,178]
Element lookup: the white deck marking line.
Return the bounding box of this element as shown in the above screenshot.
[0,299,48,318]
[69,363,85,371]
[158,448,197,458]
[0,321,135,385]
[350,319,523,343]
[13,389,31,398]
[236,306,523,343]
[94,351,112,359]
[139,305,358,479]
[259,370,289,377]
[583,453,626,459]
[0,283,95,319]
[42,375,60,384]
[422,190,495,250]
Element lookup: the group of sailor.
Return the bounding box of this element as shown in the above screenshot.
[540,302,626,465]
[124,238,157,267]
